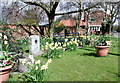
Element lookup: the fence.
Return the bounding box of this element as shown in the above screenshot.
[53,32,79,42]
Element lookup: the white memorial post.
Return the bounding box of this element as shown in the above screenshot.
[29,35,40,56]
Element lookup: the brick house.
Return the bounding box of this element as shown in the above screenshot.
[59,10,110,35]
[84,10,110,34]
[59,20,86,35]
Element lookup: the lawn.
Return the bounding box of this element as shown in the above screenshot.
[9,37,119,81]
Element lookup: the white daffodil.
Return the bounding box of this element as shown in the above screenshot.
[4,41,8,45]
[71,38,74,41]
[28,54,35,63]
[0,33,2,37]
[35,66,38,70]
[21,59,27,65]
[65,39,68,42]
[41,65,48,70]
[67,42,70,45]
[47,58,52,64]
[45,45,48,50]
[63,44,66,47]
[58,42,61,45]
[26,62,31,65]
[4,35,7,40]
[56,46,62,50]
[50,46,55,50]
[55,42,58,47]
[35,60,41,64]
[46,42,49,45]
[50,43,54,46]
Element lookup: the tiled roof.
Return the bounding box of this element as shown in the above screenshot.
[60,20,86,26]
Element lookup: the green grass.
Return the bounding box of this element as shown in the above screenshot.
[9,37,119,81]
[45,48,118,81]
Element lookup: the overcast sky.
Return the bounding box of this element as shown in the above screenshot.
[0,0,119,25]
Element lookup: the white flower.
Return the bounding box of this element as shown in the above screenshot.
[4,41,8,45]
[0,33,2,37]
[21,59,27,65]
[55,42,58,47]
[63,44,66,47]
[50,46,55,50]
[35,60,41,64]
[28,54,35,63]
[56,46,62,49]
[50,43,54,46]
[47,58,52,64]
[46,42,49,45]
[26,62,32,65]
[65,39,68,42]
[58,42,61,45]
[67,42,70,45]
[4,35,7,40]
[71,38,74,41]
[35,66,38,70]
[45,45,48,50]
[41,65,48,70]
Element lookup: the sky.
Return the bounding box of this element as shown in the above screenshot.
[0,0,119,25]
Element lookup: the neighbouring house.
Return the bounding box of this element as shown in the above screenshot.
[84,10,111,34]
[59,9,111,35]
[59,20,87,36]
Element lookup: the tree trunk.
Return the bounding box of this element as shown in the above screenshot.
[48,15,55,38]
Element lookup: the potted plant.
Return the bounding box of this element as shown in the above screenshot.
[0,52,18,82]
[94,35,111,57]
[0,34,19,82]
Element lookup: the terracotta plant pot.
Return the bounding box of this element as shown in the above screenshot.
[0,64,14,82]
[95,46,110,57]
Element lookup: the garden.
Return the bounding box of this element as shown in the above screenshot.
[0,32,119,82]
[0,0,119,82]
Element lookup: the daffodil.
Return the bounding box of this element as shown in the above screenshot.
[56,46,62,49]
[4,41,8,45]
[41,65,48,70]
[21,59,27,65]
[46,42,49,45]
[28,55,35,63]
[35,60,41,64]
[65,39,68,42]
[35,66,38,70]
[47,58,52,64]
[4,35,7,40]
[0,33,2,37]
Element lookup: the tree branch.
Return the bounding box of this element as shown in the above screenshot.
[22,1,50,15]
[55,2,100,16]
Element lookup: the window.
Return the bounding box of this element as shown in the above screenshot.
[89,18,95,21]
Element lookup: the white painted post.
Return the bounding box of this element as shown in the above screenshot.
[29,35,40,56]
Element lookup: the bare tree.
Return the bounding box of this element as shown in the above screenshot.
[1,0,101,38]
[99,1,120,33]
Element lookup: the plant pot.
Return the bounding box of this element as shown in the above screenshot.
[95,46,110,57]
[0,64,14,82]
